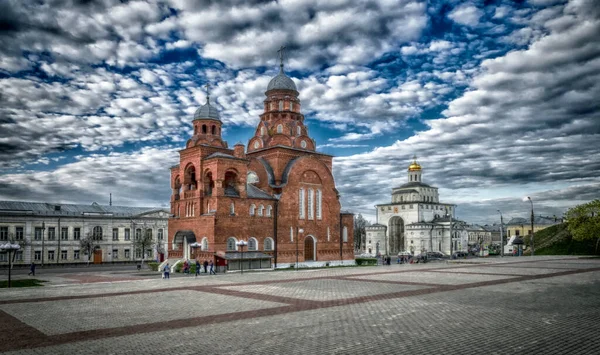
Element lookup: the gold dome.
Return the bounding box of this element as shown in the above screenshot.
[408,155,422,171]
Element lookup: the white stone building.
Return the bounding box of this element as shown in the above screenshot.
[365,157,468,256]
[0,201,169,266]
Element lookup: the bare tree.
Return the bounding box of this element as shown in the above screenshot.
[353,214,370,252]
[133,228,155,267]
[80,232,101,266]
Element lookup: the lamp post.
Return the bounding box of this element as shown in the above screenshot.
[526,197,535,256]
[1,243,21,288]
[497,210,504,257]
[41,221,45,267]
[236,240,247,274]
[296,227,303,271]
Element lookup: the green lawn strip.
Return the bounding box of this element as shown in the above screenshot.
[0,279,47,288]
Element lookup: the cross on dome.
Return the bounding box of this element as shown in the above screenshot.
[205,82,210,104]
[277,45,286,72]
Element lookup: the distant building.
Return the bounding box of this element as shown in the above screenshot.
[0,201,169,266]
[366,157,468,256]
[505,216,562,238]
[466,224,492,247]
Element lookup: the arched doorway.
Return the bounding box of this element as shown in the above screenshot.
[304,236,316,261]
[388,216,405,255]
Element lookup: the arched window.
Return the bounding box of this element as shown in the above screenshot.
[343,226,348,243]
[135,228,142,240]
[230,202,235,215]
[307,188,314,220]
[290,102,294,111]
[93,226,103,240]
[264,237,274,251]
[211,125,216,134]
[249,204,256,216]
[270,102,275,110]
[258,205,264,216]
[299,188,305,219]
[227,237,237,251]
[410,175,413,182]
[248,237,258,251]
[202,124,207,134]
[260,126,266,135]
[290,226,294,242]
[254,141,260,149]
[277,124,283,134]
[327,226,330,241]
[316,189,322,219]
[145,229,152,239]
[279,100,283,111]
[297,126,301,136]
[266,205,272,217]
[201,237,208,251]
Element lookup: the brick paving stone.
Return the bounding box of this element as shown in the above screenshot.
[0,257,598,354]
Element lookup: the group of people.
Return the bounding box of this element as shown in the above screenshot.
[163,259,216,279]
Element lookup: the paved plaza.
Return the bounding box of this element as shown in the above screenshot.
[1,256,599,354]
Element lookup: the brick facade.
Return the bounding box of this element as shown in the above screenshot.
[168,64,354,266]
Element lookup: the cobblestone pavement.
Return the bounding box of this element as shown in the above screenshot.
[1,256,599,354]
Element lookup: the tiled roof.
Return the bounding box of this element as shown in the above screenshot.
[0,200,167,217]
[246,184,275,200]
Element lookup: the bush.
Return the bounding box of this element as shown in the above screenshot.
[147,262,159,271]
[175,262,198,273]
[355,258,378,266]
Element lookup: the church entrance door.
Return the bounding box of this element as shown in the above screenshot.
[304,236,315,261]
[388,216,405,255]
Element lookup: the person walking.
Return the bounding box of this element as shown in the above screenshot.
[163,263,170,279]
[28,262,36,276]
[195,259,201,277]
[203,260,209,273]
[209,260,216,275]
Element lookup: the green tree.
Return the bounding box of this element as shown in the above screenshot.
[353,214,370,252]
[566,199,600,254]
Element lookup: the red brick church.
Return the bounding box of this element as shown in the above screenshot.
[167,53,354,268]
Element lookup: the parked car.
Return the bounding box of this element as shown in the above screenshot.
[427,251,445,259]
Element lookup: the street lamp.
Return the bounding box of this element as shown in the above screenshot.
[524,197,535,256]
[236,240,247,274]
[497,210,504,257]
[41,221,45,267]
[296,227,303,271]
[1,242,21,288]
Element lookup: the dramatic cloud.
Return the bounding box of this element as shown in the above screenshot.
[0,0,599,225]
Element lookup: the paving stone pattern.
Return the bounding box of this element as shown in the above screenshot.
[0,256,599,354]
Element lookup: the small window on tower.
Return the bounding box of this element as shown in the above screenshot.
[277,124,283,134]
[301,140,307,148]
[290,102,294,111]
[279,101,283,111]
[297,126,301,136]
[260,126,265,135]
[254,141,260,149]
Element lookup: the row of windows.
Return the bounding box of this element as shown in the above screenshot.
[2,226,165,241]
[269,100,296,112]
[249,204,272,217]
[299,188,322,220]
[395,195,438,203]
[260,124,303,137]
[226,237,274,251]
[382,205,452,212]
[194,124,220,135]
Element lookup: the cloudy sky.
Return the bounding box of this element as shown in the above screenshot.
[0,0,599,224]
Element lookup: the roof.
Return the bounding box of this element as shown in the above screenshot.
[366,223,386,229]
[393,182,433,189]
[193,101,221,121]
[218,252,273,260]
[0,200,168,218]
[506,216,561,226]
[266,66,297,92]
[392,189,419,195]
[205,152,245,160]
[246,184,276,200]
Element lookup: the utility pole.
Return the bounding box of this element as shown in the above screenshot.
[41,221,45,267]
[498,210,504,257]
[527,197,535,256]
